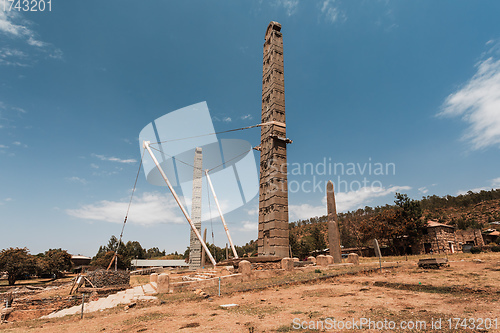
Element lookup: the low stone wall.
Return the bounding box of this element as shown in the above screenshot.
[86,270,130,288]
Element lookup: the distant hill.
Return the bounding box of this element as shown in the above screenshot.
[288,189,500,258]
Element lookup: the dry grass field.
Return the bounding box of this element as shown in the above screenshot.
[1,252,499,332]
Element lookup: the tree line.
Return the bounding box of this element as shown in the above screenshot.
[0,248,72,285]
[289,189,500,258]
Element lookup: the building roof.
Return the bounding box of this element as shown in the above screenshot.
[131,259,188,267]
[426,221,455,229]
[71,255,92,260]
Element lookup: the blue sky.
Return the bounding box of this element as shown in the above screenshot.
[1,1,500,257]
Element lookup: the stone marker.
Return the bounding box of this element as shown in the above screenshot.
[157,273,169,294]
[239,260,252,276]
[307,256,316,264]
[281,258,294,271]
[316,254,328,266]
[347,253,359,265]
[326,255,334,265]
[292,257,299,262]
[150,273,158,283]
[327,181,342,264]
[189,147,203,269]
[373,239,382,258]
[258,21,291,258]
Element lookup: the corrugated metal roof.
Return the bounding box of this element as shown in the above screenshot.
[131,259,188,267]
[71,255,92,260]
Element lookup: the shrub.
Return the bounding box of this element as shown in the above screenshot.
[491,246,500,252]
[470,246,482,254]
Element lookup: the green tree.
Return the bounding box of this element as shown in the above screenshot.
[124,241,146,260]
[0,247,36,285]
[90,251,129,270]
[35,248,73,278]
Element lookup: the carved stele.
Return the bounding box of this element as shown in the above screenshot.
[189,147,203,269]
[327,180,342,263]
[258,21,290,258]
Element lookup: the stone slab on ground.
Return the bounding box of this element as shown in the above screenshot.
[42,282,157,319]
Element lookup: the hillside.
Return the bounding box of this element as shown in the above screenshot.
[288,189,500,258]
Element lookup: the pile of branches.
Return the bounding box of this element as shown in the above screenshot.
[86,270,130,288]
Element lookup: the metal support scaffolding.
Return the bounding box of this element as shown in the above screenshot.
[143,141,217,267]
[205,170,239,259]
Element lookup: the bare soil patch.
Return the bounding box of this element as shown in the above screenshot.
[1,253,499,332]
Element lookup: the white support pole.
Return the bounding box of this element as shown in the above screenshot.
[205,170,239,259]
[143,141,217,267]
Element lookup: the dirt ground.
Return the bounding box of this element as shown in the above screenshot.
[1,253,499,332]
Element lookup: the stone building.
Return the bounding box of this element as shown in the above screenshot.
[413,221,484,254]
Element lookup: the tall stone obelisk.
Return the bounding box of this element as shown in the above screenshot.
[258,22,291,258]
[327,180,342,263]
[189,147,203,269]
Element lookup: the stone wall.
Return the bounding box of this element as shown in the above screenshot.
[413,226,485,254]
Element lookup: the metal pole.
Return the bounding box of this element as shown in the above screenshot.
[201,228,207,269]
[80,293,85,319]
[143,141,217,267]
[218,277,221,296]
[205,170,239,258]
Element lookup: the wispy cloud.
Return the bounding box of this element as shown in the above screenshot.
[273,0,299,16]
[12,141,27,148]
[238,221,258,232]
[440,42,500,150]
[241,114,253,120]
[492,177,500,188]
[66,192,185,226]
[0,144,8,149]
[456,177,500,195]
[66,176,88,185]
[289,185,412,220]
[222,117,232,123]
[418,187,429,194]
[92,154,137,164]
[320,0,345,23]
[0,9,62,65]
[0,198,13,206]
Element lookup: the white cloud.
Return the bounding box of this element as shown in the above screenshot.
[440,52,500,150]
[66,176,88,185]
[0,9,62,65]
[12,141,27,147]
[492,177,500,188]
[90,163,99,169]
[274,0,299,16]
[289,185,412,220]
[0,144,8,149]
[222,117,232,123]
[92,153,137,164]
[456,187,488,196]
[66,192,185,226]
[321,0,344,23]
[241,114,253,120]
[418,187,429,194]
[239,221,258,232]
[289,202,325,221]
[336,185,412,212]
[0,10,46,47]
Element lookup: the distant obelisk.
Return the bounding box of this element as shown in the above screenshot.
[327,180,342,263]
[189,147,203,269]
[258,21,291,258]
